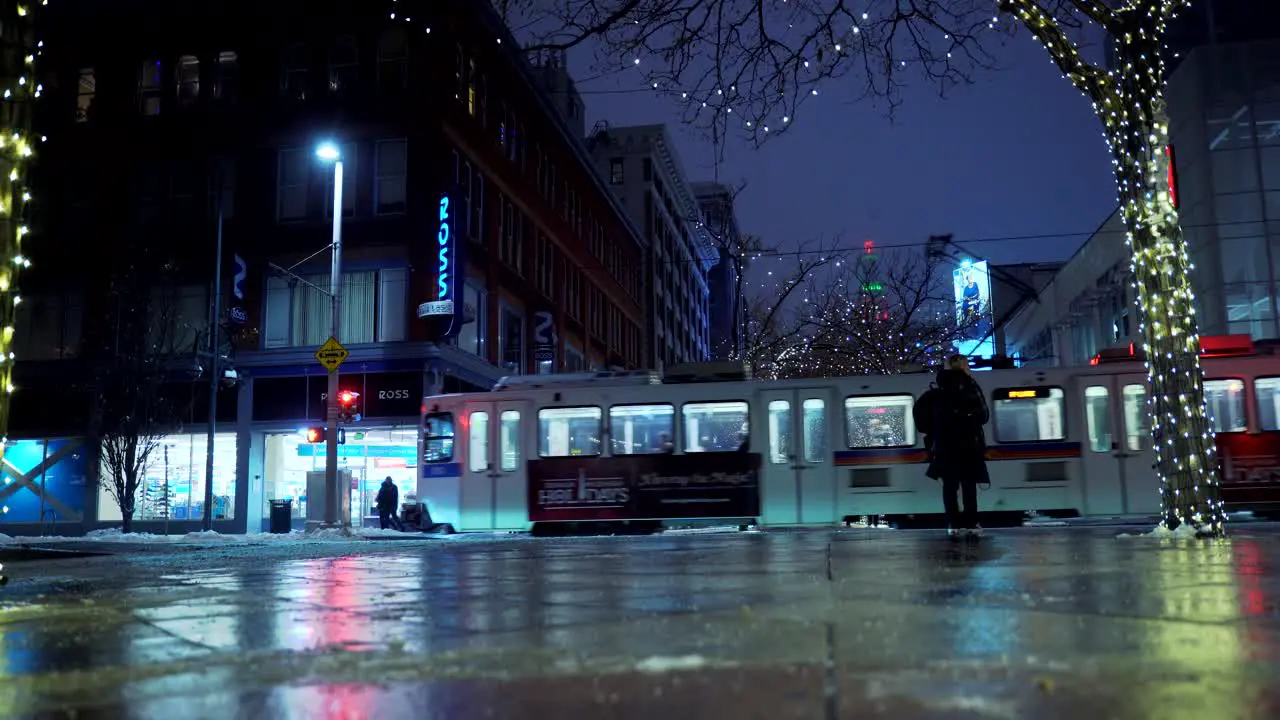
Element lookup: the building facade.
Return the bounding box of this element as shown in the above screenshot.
[1,0,646,536]
[691,182,744,359]
[587,124,718,370]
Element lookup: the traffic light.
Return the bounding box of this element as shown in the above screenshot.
[303,427,347,444]
[338,390,362,423]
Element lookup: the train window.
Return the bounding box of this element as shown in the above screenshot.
[768,400,791,464]
[422,412,455,462]
[682,401,749,453]
[1122,385,1149,451]
[1084,386,1111,453]
[500,410,521,470]
[610,404,674,455]
[468,411,489,471]
[1256,378,1280,431]
[538,406,602,457]
[803,399,826,463]
[844,395,914,448]
[993,387,1065,443]
[1205,379,1246,433]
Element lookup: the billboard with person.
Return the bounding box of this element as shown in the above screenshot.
[953,259,994,359]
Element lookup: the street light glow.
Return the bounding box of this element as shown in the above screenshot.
[315,142,341,161]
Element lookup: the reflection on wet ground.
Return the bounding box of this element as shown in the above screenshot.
[2,525,1280,718]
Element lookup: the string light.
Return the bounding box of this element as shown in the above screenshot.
[0,1,42,462]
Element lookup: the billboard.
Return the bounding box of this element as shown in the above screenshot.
[528,452,761,522]
[0,438,88,523]
[953,259,994,359]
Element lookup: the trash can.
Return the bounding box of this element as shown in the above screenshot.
[269,499,293,534]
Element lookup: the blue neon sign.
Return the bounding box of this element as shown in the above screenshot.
[418,188,464,338]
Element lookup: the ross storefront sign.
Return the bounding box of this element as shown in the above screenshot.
[527,452,761,522]
[533,310,556,363]
[228,253,248,325]
[1218,431,1280,508]
[252,372,422,422]
[418,188,465,339]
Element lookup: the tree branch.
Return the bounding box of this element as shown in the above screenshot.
[998,0,1111,103]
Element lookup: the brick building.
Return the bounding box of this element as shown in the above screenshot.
[2,0,646,535]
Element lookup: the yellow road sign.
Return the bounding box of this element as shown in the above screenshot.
[315,336,348,373]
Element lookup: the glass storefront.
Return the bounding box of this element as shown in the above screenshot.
[262,427,417,525]
[97,432,238,522]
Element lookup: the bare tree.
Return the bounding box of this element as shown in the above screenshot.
[511,0,1222,535]
[96,265,197,534]
[803,248,986,375]
[732,240,843,379]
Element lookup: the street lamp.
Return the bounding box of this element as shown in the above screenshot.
[202,163,226,532]
[316,141,346,531]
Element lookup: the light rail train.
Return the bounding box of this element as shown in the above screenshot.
[416,335,1280,532]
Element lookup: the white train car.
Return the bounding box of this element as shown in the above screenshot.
[416,336,1280,532]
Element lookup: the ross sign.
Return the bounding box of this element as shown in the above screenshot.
[1218,432,1280,509]
[314,336,349,373]
[228,253,248,326]
[953,258,994,360]
[527,452,761,522]
[418,300,453,317]
[533,310,556,363]
[419,189,465,340]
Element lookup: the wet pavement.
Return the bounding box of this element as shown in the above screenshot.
[2,525,1280,718]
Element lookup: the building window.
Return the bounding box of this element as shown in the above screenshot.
[325,142,357,218]
[139,59,162,115]
[98,432,238,522]
[500,305,525,373]
[565,343,584,372]
[282,43,308,100]
[75,67,95,122]
[329,35,359,92]
[375,139,407,215]
[277,149,309,221]
[499,199,525,273]
[263,268,405,348]
[470,169,485,242]
[12,292,84,360]
[377,28,408,90]
[457,283,487,359]
[213,51,238,103]
[175,55,200,108]
[610,158,624,184]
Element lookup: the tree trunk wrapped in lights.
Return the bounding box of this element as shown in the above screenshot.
[1004,0,1222,535]
[0,0,43,486]
[508,0,1224,535]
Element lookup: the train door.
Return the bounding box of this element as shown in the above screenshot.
[459,400,532,531]
[759,388,837,526]
[1078,374,1159,515]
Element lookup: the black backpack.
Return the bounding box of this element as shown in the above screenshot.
[913,386,940,437]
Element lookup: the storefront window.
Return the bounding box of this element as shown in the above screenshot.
[97,432,237,522]
[262,427,418,526]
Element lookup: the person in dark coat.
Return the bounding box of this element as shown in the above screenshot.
[926,355,990,536]
[375,476,404,531]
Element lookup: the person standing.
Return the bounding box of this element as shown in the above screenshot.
[925,355,990,537]
[375,476,404,531]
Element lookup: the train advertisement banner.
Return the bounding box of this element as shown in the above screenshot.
[1217,432,1280,506]
[527,452,762,522]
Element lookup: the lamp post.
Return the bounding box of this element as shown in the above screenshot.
[316,142,346,530]
[201,165,225,532]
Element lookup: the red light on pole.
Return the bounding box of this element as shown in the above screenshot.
[305,427,325,443]
[1166,145,1179,209]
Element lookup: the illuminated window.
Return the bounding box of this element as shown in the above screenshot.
[538,407,602,457]
[803,398,826,463]
[422,413,455,462]
[1256,377,1280,431]
[1122,384,1149,451]
[681,401,748,453]
[994,387,1065,442]
[1084,386,1111,453]
[282,43,308,100]
[75,67,95,122]
[176,55,200,108]
[609,404,674,455]
[329,35,359,92]
[468,411,489,472]
[844,395,915,448]
[500,411,521,471]
[1205,378,1246,433]
[767,400,790,464]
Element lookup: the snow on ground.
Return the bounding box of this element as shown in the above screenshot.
[635,655,712,673]
[1117,523,1207,539]
[0,526,449,545]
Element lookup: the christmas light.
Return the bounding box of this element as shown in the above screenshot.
[0,0,42,465]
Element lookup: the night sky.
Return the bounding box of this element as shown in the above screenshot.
[564,29,1119,269]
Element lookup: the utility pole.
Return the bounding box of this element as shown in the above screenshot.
[201,169,224,531]
[317,144,345,531]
